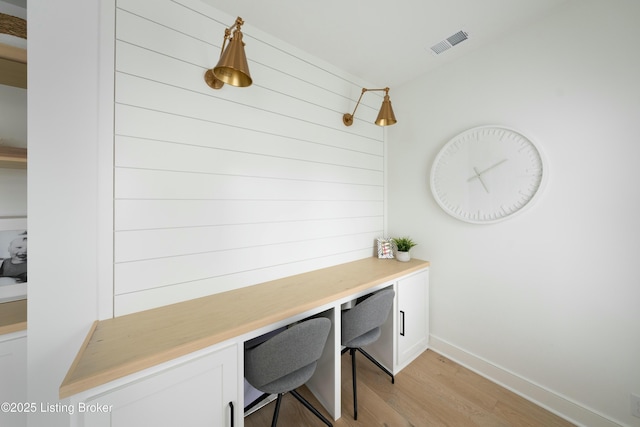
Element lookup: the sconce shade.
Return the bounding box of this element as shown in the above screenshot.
[375,94,397,126]
[204,17,252,90]
[213,30,252,87]
[343,87,397,127]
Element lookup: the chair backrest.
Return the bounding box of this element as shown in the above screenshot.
[341,288,395,346]
[245,317,331,391]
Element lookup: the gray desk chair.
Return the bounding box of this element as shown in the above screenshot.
[341,288,395,420]
[244,317,333,427]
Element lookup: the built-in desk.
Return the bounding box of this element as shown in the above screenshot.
[61,257,430,426]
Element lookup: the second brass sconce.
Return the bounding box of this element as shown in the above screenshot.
[343,87,397,126]
[204,17,253,89]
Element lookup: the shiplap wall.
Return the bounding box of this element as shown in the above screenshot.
[112,0,386,315]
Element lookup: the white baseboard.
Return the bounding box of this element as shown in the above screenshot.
[429,335,622,427]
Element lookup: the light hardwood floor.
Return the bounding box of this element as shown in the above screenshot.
[244,349,575,427]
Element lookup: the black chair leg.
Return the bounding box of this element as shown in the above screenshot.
[244,392,271,413]
[357,347,395,384]
[350,348,358,420]
[290,389,333,427]
[271,393,283,427]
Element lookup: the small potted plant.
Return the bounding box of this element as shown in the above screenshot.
[392,237,417,262]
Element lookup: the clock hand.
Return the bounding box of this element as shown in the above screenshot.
[472,167,490,193]
[476,158,509,177]
[467,159,508,193]
[467,158,508,182]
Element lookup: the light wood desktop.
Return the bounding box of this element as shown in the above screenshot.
[60,257,430,425]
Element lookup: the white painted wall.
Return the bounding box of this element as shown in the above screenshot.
[26,0,381,426]
[27,0,639,426]
[112,0,385,315]
[0,83,27,148]
[27,1,102,426]
[0,168,26,216]
[387,1,640,426]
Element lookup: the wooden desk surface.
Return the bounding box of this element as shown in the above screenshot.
[59,257,429,398]
[0,299,27,335]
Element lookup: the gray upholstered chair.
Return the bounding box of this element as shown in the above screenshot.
[341,288,395,420]
[244,317,333,427]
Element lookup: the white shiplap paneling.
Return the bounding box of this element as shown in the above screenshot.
[113,0,384,315]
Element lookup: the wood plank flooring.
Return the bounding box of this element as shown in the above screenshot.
[244,349,575,427]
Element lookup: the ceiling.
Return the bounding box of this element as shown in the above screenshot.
[0,0,571,151]
[202,0,570,88]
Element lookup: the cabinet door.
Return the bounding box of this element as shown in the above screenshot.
[0,332,27,427]
[81,343,238,427]
[397,269,429,369]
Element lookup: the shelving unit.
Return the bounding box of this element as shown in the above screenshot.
[0,146,27,169]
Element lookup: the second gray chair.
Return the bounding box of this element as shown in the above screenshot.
[341,288,395,420]
[244,317,333,427]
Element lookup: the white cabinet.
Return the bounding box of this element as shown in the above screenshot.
[361,268,429,375]
[76,343,238,427]
[63,260,430,426]
[396,269,429,370]
[0,331,27,427]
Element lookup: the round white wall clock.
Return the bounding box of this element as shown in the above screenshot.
[430,125,546,224]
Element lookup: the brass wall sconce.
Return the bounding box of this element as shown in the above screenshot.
[204,16,252,89]
[343,87,397,126]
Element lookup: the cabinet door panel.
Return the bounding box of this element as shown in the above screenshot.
[0,333,27,427]
[82,344,237,427]
[397,270,429,368]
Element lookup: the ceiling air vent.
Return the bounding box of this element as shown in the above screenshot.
[430,30,469,55]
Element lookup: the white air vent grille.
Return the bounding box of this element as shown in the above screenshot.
[430,30,469,55]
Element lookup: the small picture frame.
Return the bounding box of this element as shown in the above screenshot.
[0,217,27,303]
[376,237,394,259]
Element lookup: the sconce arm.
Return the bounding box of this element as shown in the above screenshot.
[218,17,245,57]
[343,87,390,126]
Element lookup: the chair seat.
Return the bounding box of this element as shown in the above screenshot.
[258,362,317,395]
[243,318,333,426]
[340,288,395,420]
[343,326,380,348]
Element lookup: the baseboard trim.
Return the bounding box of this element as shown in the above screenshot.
[429,335,622,427]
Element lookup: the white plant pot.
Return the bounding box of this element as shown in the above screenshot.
[396,251,410,262]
